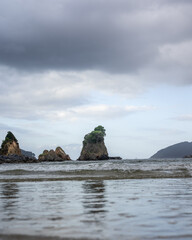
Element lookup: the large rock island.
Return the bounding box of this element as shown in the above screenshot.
[78,126,109,161]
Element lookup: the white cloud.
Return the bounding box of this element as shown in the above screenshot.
[47,104,155,121]
[0,65,156,120]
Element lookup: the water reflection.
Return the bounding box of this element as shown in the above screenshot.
[0,183,19,220]
[82,180,107,215]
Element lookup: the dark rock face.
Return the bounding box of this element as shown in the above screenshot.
[0,154,38,164]
[78,142,109,161]
[38,147,71,161]
[108,156,122,160]
[78,126,109,161]
[151,141,192,159]
[184,155,192,158]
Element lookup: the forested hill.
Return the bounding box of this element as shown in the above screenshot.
[150,142,192,158]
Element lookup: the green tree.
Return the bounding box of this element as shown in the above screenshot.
[94,125,106,136]
[83,126,106,145]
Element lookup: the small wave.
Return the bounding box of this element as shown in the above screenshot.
[0,159,191,182]
[0,169,36,175]
[0,168,191,182]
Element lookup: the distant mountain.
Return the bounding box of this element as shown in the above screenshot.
[21,149,36,159]
[150,141,192,159]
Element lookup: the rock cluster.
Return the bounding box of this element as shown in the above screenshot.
[38,147,71,161]
[0,127,121,164]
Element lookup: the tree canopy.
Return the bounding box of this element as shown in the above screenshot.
[83,126,106,145]
[94,125,106,136]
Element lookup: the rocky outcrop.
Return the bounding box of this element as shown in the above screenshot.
[38,147,71,161]
[78,126,109,161]
[78,141,108,161]
[0,131,21,156]
[2,140,21,155]
[0,131,38,164]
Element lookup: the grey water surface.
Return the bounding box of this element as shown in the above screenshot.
[0,159,192,240]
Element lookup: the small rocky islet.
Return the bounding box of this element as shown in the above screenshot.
[0,126,122,164]
[38,147,71,161]
[78,125,109,161]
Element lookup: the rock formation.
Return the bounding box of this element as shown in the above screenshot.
[78,126,109,160]
[0,131,21,156]
[38,147,71,161]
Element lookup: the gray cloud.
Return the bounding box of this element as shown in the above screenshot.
[0,0,192,122]
[0,0,192,74]
[174,115,192,121]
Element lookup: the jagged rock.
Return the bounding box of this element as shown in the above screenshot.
[3,140,21,155]
[55,147,70,160]
[38,147,71,161]
[0,131,38,164]
[78,126,109,161]
[0,131,21,156]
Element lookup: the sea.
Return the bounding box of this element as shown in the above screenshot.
[0,158,192,240]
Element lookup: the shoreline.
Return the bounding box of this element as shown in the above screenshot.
[0,154,122,164]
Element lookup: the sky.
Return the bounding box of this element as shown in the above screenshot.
[0,0,192,159]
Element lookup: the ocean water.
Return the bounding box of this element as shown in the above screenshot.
[0,159,192,240]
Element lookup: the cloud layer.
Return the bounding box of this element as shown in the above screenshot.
[0,0,192,75]
[0,0,192,123]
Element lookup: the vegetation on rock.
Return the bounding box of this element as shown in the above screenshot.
[83,125,106,145]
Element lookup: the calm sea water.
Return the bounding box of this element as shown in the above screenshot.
[0,159,192,240]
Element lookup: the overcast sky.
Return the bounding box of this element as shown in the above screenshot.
[0,0,192,159]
